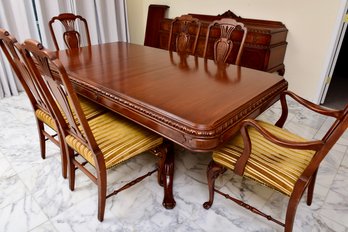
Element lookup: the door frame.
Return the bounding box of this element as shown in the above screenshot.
[318,0,348,104]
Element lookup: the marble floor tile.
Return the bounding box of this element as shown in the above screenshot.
[320,190,348,228]
[2,144,46,174]
[0,92,347,232]
[17,155,65,194]
[0,174,28,209]
[289,107,327,131]
[319,156,348,227]
[294,205,346,232]
[29,221,58,232]
[283,120,321,140]
[256,101,295,125]
[31,170,98,218]
[316,148,345,189]
[0,194,48,232]
[0,156,16,179]
[107,179,204,232]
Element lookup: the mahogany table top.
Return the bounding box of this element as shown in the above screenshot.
[58,42,288,151]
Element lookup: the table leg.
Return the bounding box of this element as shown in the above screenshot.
[162,141,176,209]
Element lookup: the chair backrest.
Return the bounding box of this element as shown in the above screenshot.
[0,28,51,114]
[49,13,91,51]
[168,15,201,55]
[203,18,247,65]
[313,105,348,168]
[21,39,100,158]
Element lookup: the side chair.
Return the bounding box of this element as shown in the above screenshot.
[203,18,247,65]
[0,29,58,163]
[21,39,167,222]
[0,28,105,178]
[203,90,347,232]
[168,14,202,55]
[49,13,91,51]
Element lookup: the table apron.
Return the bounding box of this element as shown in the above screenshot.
[71,78,287,152]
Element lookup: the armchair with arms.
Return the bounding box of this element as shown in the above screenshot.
[204,90,348,232]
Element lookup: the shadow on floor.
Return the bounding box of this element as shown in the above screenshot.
[322,74,348,110]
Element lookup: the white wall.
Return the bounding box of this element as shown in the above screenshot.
[126,0,347,103]
[126,0,147,45]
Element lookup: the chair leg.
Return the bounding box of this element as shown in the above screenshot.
[36,119,46,159]
[285,188,305,232]
[307,169,318,206]
[203,160,226,209]
[97,170,107,222]
[57,131,68,179]
[67,146,76,190]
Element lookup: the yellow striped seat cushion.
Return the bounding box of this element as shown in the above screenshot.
[35,109,56,129]
[78,97,105,120]
[35,96,104,130]
[65,112,163,169]
[213,120,316,196]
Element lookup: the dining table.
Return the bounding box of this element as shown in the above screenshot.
[57,42,288,209]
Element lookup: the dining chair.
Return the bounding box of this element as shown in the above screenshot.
[49,13,91,51]
[21,39,166,221]
[0,28,60,163]
[168,14,202,55]
[203,18,247,65]
[203,90,348,232]
[0,28,105,178]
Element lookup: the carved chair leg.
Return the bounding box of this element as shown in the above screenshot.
[203,160,226,209]
[97,172,107,222]
[307,169,318,206]
[36,119,46,159]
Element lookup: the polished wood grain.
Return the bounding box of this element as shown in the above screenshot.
[23,39,166,221]
[168,14,201,55]
[144,4,169,47]
[203,91,347,232]
[203,18,247,65]
[145,6,288,75]
[57,42,288,208]
[58,42,288,152]
[49,13,91,51]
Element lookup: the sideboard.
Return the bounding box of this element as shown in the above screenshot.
[144,5,288,75]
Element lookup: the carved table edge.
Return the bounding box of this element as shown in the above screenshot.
[71,79,288,138]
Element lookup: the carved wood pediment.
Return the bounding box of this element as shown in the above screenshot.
[218,10,241,19]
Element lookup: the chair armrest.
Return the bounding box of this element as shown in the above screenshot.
[285,91,343,116]
[234,118,324,175]
[276,91,343,128]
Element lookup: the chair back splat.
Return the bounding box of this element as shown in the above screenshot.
[203,18,247,65]
[21,39,165,222]
[203,89,347,232]
[168,14,201,55]
[49,13,91,51]
[0,29,49,114]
